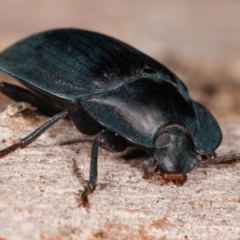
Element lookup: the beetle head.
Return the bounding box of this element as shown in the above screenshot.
[153,127,199,174]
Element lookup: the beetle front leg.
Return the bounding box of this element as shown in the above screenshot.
[81,130,127,207]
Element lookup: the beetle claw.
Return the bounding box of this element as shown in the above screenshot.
[142,172,152,179]
[79,192,90,209]
[0,142,21,158]
[76,183,96,208]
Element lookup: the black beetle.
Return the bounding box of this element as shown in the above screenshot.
[0,29,237,205]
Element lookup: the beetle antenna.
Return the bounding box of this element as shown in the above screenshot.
[198,153,240,166]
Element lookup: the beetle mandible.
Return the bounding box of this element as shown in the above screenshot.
[0,29,238,206]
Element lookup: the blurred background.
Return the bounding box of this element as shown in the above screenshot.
[1,0,240,121]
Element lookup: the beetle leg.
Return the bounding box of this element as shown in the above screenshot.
[142,157,156,179]
[81,130,127,207]
[0,82,38,103]
[0,82,59,116]
[0,109,69,158]
[201,152,216,160]
[69,108,103,135]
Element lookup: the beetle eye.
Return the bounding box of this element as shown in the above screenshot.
[154,131,171,148]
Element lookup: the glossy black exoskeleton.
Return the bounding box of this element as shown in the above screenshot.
[0,29,232,206]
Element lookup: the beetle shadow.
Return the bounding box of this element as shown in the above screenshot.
[120,147,147,161]
[118,147,148,171]
[60,139,148,174]
[60,138,147,160]
[60,138,147,165]
[59,139,93,146]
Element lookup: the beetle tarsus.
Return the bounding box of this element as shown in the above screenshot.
[80,183,96,208]
[0,142,21,158]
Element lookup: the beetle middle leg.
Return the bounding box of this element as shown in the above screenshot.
[81,129,127,207]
